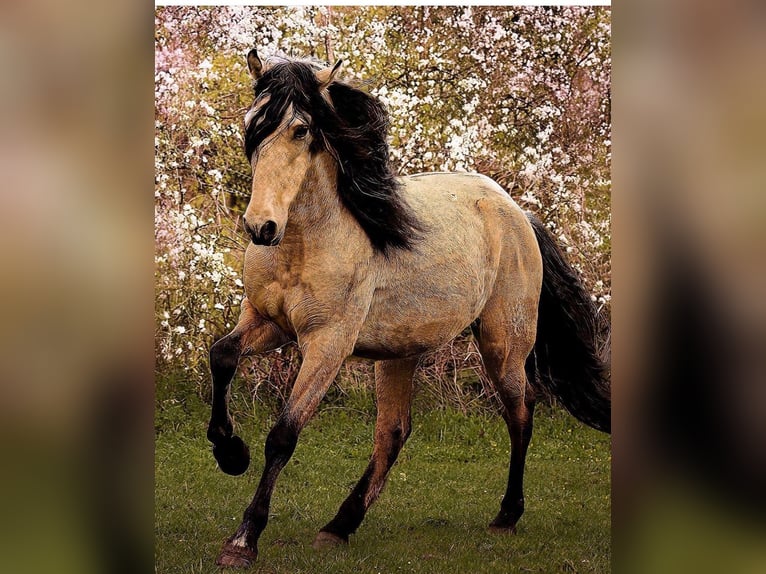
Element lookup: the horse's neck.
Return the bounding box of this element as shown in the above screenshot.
[281,160,370,261]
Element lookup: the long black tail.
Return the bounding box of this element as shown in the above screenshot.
[527,214,611,433]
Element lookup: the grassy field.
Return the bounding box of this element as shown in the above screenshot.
[155,379,611,573]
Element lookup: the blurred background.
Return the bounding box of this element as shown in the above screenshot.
[0,0,763,572]
[0,0,152,573]
[613,0,766,571]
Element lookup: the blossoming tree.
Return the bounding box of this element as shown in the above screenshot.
[155,6,611,396]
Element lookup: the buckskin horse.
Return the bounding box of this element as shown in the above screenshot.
[206,50,611,567]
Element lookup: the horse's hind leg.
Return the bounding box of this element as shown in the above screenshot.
[489,355,537,532]
[314,357,418,547]
[475,307,537,533]
[207,298,288,476]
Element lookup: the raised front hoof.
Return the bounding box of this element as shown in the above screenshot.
[216,543,257,569]
[312,530,348,550]
[212,435,250,476]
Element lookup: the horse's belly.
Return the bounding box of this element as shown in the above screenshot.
[351,339,433,361]
[352,292,481,360]
[352,324,460,360]
[352,222,499,359]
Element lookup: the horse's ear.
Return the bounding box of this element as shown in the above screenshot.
[247,48,264,80]
[316,59,343,90]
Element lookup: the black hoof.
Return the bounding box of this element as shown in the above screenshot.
[489,505,522,533]
[212,435,250,476]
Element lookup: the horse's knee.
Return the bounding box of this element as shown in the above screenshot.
[388,424,406,452]
[395,414,412,447]
[377,413,410,449]
[376,417,410,467]
[401,415,412,443]
[210,335,240,375]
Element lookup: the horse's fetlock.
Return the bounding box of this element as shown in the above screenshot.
[207,418,233,443]
[241,504,272,540]
[501,496,525,515]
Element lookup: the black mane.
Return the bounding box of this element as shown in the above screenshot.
[244,59,423,253]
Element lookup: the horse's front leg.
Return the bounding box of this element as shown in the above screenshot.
[216,327,355,568]
[208,298,288,476]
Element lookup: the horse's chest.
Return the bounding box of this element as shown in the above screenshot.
[248,281,286,324]
[248,279,335,337]
[244,247,372,337]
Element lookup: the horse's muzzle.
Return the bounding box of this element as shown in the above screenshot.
[244,218,281,246]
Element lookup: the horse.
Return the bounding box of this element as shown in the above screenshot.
[206,50,611,568]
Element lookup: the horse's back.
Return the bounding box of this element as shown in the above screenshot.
[400,172,539,264]
[401,172,531,234]
[402,171,511,205]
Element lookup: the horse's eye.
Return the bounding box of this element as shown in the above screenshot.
[293,125,309,140]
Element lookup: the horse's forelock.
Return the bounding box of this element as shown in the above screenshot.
[245,62,327,160]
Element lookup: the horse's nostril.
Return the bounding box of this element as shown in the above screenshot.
[261,220,277,243]
[243,218,278,245]
[243,218,259,244]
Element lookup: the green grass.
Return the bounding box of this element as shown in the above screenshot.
[155,379,610,573]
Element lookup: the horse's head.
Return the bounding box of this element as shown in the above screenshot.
[239,50,422,252]
[241,50,342,246]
